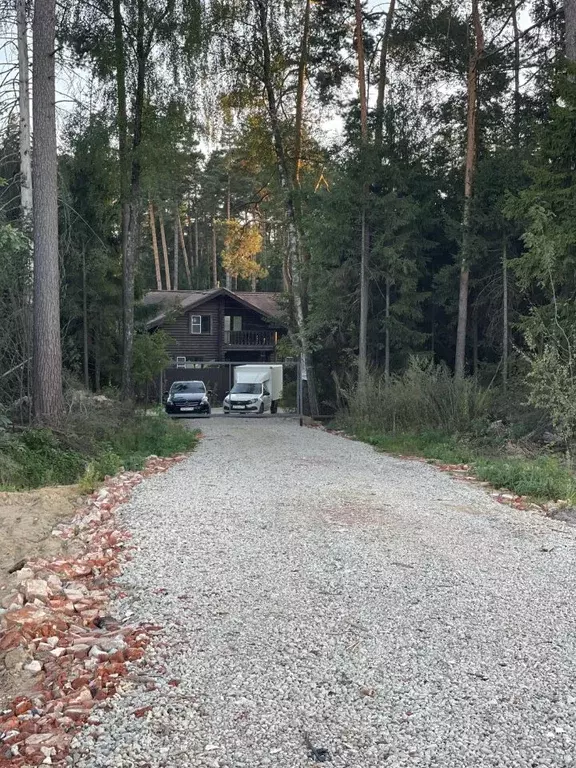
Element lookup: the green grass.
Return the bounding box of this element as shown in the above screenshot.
[0,411,199,492]
[353,428,476,465]
[349,427,576,504]
[475,457,576,503]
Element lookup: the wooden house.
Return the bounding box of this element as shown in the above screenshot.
[144,288,285,364]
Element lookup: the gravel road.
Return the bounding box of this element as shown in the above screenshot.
[71,417,576,768]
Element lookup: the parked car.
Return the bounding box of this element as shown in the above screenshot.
[165,381,211,417]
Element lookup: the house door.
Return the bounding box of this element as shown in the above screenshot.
[224,315,242,343]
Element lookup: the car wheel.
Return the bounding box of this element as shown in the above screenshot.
[258,402,265,415]
[270,401,278,414]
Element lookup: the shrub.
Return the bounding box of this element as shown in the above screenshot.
[338,357,492,436]
[0,401,199,491]
[3,429,85,488]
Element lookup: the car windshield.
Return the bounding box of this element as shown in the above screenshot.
[231,383,262,395]
[171,382,205,394]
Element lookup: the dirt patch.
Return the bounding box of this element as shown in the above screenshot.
[0,486,80,710]
[0,486,80,580]
[321,500,392,527]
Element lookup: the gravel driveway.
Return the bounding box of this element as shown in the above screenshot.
[71,417,576,768]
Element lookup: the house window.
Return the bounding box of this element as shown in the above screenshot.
[224,316,242,332]
[190,315,211,334]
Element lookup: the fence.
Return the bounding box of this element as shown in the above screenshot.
[155,360,302,415]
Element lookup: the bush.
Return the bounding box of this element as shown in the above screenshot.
[338,358,492,436]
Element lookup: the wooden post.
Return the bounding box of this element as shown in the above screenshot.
[149,200,162,290]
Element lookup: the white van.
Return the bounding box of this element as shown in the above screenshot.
[223,365,283,415]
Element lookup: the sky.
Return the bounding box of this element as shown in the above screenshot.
[0,3,535,150]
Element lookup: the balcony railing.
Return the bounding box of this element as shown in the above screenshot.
[224,329,276,347]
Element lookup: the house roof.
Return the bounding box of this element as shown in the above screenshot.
[144,288,283,328]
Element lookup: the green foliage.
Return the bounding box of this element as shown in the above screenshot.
[525,333,576,448]
[0,404,198,491]
[338,358,492,436]
[508,76,576,300]
[1,429,86,488]
[0,223,32,407]
[132,331,172,387]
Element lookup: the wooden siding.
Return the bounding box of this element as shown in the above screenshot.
[160,298,220,360]
[222,297,282,332]
[159,294,283,362]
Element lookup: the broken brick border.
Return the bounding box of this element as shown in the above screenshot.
[0,452,194,767]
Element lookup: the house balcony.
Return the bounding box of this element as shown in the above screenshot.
[223,329,277,348]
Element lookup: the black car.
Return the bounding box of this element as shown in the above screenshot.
[165,381,211,417]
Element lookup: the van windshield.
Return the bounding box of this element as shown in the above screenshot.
[231,383,262,395]
[170,381,205,394]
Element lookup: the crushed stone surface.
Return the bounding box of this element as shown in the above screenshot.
[71,417,576,768]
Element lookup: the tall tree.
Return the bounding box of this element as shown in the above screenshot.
[454,0,484,379]
[374,0,396,150]
[32,0,63,423]
[251,0,319,414]
[354,0,369,388]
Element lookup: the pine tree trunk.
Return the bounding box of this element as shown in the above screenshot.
[94,322,101,392]
[502,241,509,392]
[455,0,484,380]
[225,180,232,289]
[472,308,479,377]
[112,0,129,255]
[212,220,218,288]
[82,248,90,390]
[511,0,521,146]
[173,204,179,291]
[178,215,192,288]
[17,0,32,224]
[120,0,146,400]
[32,0,63,425]
[374,0,396,150]
[159,210,171,291]
[194,210,200,270]
[359,208,369,383]
[385,276,390,380]
[566,0,576,61]
[355,0,369,389]
[294,0,311,187]
[149,201,162,290]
